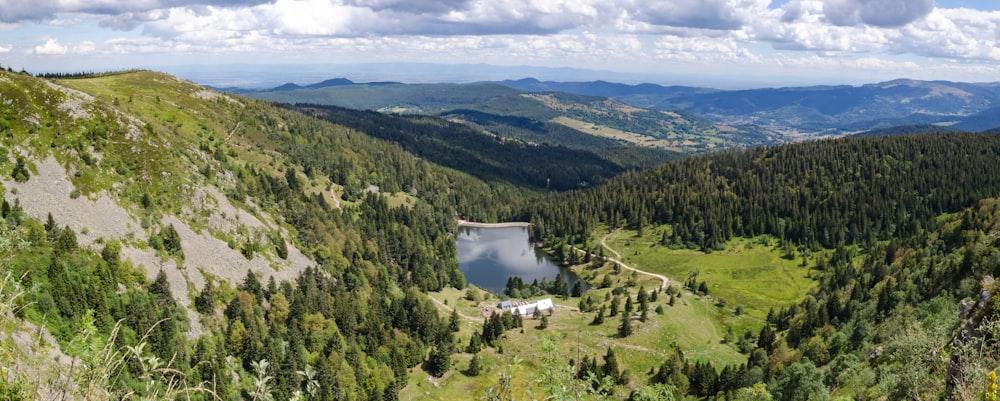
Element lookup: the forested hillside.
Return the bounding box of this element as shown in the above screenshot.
[0,69,525,400]
[494,78,1000,134]
[525,132,1000,399]
[292,104,678,190]
[527,134,1000,251]
[248,81,785,154]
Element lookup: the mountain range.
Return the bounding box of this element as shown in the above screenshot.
[240,76,1000,135]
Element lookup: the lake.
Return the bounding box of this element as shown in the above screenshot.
[456,225,587,294]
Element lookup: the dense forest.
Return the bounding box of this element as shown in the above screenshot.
[0,69,528,400]
[524,133,1000,399]
[595,194,1000,400]
[291,103,651,190]
[527,134,1000,252]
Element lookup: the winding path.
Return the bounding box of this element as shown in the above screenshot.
[591,232,671,290]
[428,295,485,322]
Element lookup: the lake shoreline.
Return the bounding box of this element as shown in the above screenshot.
[457,219,531,228]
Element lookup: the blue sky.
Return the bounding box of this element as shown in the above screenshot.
[1,0,999,87]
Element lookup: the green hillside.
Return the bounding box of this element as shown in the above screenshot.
[250,83,785,154]
[0,69,529,400]
[292,104,680,190]
[525,132,1000,400]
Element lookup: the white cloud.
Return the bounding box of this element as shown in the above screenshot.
[822,0,934,27]
[0,44,10,53]
[1,0,998,83]
[34,38,68,55]
[75,41,97,53]
[629,0,770,30]
[891,8,1000,60]
[653,35,761,62]
[0,0,271,23]
[48,16,85,26]
[748,6,893,52]
[31,38,101,56]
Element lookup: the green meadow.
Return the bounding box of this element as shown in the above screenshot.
[599,226,817,320]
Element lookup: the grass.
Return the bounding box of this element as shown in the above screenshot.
[413,255,755,400]
[407,287,752,400]
[599,226,816,320]
[407,224,819,399]
[552,116,676,150]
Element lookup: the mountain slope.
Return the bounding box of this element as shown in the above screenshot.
[524,132,1000,399]
[251,82,784,153]
[489,78,1000,134]
[0,69,530,400]
[292,104,655,190]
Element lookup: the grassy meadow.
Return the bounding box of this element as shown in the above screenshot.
[406,224,818,399]
[599,226,817,320]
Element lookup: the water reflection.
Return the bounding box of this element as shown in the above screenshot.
[457,225,586,293]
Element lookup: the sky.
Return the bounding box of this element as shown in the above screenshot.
[1,0,999,87]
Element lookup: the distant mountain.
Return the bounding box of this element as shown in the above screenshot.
[248,82,785,153]
[849,124,965,138]
[234,75,1000,134]
[951,106,1000,132]
[305,77,354,89]
[269,82,303,91]
[493,78,713,100]
[488,78,1000,134]
[253,82,522,111]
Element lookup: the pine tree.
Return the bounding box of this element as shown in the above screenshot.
[571,281,584,297]
[592,306,606,325]
[195,280,215,314]
[425,346,451,378]
[449,309,460,332]
[618,313,632,338]
[466,355,482,377]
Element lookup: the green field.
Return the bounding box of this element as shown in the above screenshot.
[410,248,764,400]
[406,223,824,400]
[599,226,817,319]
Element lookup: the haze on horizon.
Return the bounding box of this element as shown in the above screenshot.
[0,0,998,88]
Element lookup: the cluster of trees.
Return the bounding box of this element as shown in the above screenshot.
[503,275,577,298]
[6,199,460,399]
[4,204,190,390]
[293,104,629,190]
[478,310,523,347]
[743,197,1000,399]
[0,69,536,400]
[528,134,1000,252]
[34,69,145,79]
[526,132,1000,399]
[576,347,627,390]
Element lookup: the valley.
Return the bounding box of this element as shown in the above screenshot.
[0,67,999,401]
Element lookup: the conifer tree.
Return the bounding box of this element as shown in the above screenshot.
[618,313,632,338]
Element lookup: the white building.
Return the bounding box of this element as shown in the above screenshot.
[498,298,554,317]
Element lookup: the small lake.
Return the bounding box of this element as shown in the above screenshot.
[457,225,587,294]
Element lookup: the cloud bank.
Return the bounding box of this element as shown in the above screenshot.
[2,0,999,83]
